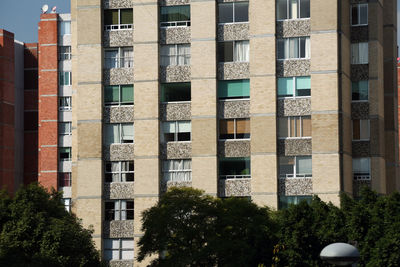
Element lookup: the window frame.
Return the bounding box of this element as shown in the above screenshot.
[162,121,191,142]
[160,5,191,27]
[104,123,134,145]
[279,156,312,179]
[105,200,134,221]
[58,172,72,187]
[277,76,311,99]
[59,122,72,135]
[104,8,133,31]
[218,1,249,24]
[276,0,311,21]
[105,161,134,183]
[104,84,134,106]
[351,42,368,64]
[278,116,311,139]
[351,80,369,102]
[104,239,134,261]
[277,37,310,60]
[59,96,72,111]
[352,157,371,180]
[352,119,370,141]
[219,157,251,180]
[161,82,191,103]
[59,21,71,36]
[160,44,191,66]
[59,147,71,161]
[104,47,134,69]
[218,40,250,63]
[62,198,71,212]
[218,118,251,140]
[59,46,71,60]
[278,195,312,209]
[351,3,368,26]
[162,159,192,183]
[59,71,72,86]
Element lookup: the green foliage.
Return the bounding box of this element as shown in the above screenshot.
[0,183,101,267]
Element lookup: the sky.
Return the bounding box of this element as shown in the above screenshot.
[0,0,399,45]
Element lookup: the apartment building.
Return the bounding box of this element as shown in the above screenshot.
[0,29,38,194]
[38,13,72,210]
[67,0,398,266]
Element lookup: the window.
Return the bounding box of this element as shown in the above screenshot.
[105,200,134,221]
[218,79,250,100]
[160,44,190,66]
[351,4,368,26]
[279,156,312,178]
[277,37,310,59]
[58,172,71,187]
[161,83,191,102]
[59,147,71,161]
[105,161,134,182]
[62,198,71,212]
[104,239,134,260]
[352,158,370,180]
[218,41,249,62]
[105,85,134,105]
[59,97,72,111]
[219,157,251,179]
[278,76,310,98]
[105,123,134,145]
[218,2,248,23]
[278,116,311,138]
[277,0,310,20]
[59,46,71,60]
[160,5,190,27]
[59,21,71,35]
[351,42,368,64]
[352,81,368,101]
[104,9,133,30]
[104,47,133,68]
[352,119,369,141]
[59,122,72,135]
[162,160,192,182]
[162,121,191,142]
[59,71,71,86]
[279,195,312,209]
[219,119,250,140]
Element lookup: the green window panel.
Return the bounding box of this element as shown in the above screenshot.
[160,5,190,22]
[218,79,250,99]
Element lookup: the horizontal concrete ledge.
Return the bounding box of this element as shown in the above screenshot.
[133,41,158,45]
[250,73,275,77]
[310,70,338,74]
[77,119,102,124]
[77,43,102,47]
[191,76,217,80]
[133,79,158,83]
[192,115,216,119]
[74,195,102,200]
[192,154,217,158]
[77,157,102,161]
[40,94,57,97]
[134,156,158,159]
[311,30,338,34]
[312,191,340,195]
[191,38,215,42]
[250,34,274,38]
[134,117,158,121]
[133,194,159,198]
[251,192,278,196]
[40,43,57,46]
[41,69,57,72]
[133,234,144,238]
[251,113,275,117]
[78,81,102,85]
[251,152,277,156]
[133,2,157,6]
[40,170,57,173]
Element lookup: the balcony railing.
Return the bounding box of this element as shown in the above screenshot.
[353,174,371,181]
[162,172,192,183]
[104,57,134,69]
[104,24,133,31]
[279,173,312,179]
[160,21,190,28]
[220,174,251,180]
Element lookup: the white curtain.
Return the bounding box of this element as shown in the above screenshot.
[178,44,190,65]
[177,121,191,133]
[234,41,249,62]
[105,124,120,145]
[121,124,134,142]
[114,201,120,220]
[163,160,192,182]
[289,38,299,59]
[122,48,133,67]
[290,0,298,19]
[163,121,175,133]
[120,201,127,220]
[105,50,118,68]
[304,37,310,58]
[121,240,134,260]
[160,45,176,66]
[358,42,368,64]
[296,156,312,175]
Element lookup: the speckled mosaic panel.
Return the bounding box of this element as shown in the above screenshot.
[104,106,134,123]
[217,62,250,80]
[160,0,190,6]
[104,30,134,47]
[278,178,312,195]
[218,179,251,197]
[278,139,312,156]
[161,142,192,159]
[351,102,369,119]
[351,26,369,43]
[218,100,250,119]
[217,23,249,41]
[160,27,191,44]
[353,179,371,197]
[352,141,370,157]
[350,64,369,81]
[277,98,311,117]
[276,19,311,38]
[104,68,134,85]
[276,59,310,77]
[161,102,191,121]
[104,220,134,238]
[161,181,192,193]
[218,140,250,157]
[103,0,133,9]
[108,260,133,267]
[104,182,135,199]
[104,144,134,161]
[160,65,191,83]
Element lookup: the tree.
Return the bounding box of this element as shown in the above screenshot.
[137,187,277,267]
[0,183,101,267]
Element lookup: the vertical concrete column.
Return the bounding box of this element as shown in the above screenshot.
[310,0,341,205]
[38,14,59,191]
[249,0,277,208]
[368,1,386,193]
[382,0,399,192]
[190,1,218,195]
[133,0,159,265]
[72,0,103,249]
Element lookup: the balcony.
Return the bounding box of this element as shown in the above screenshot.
[103,57,134,85]
[218,62,250,80]
[161,101,191,121]
[103,143,134,161]
[104,182,134,199]
[217,22,249,41]
[218,177,251,197]
[103,220,134,238]
[103,26,133,47]
[218,99,250,119]
[278,175,312,196]
[161,141,192,159]
[218,140,250,158]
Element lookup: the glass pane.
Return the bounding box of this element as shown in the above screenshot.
[122,240,134,249]
[105,124,120,144]
[161,5,190,22]
[236,119,250,138]
[290,117,295,137]
[219,120,234,139]
[296,156,312,175]
[360,120,369,140]
[104,250,113,261]
[353,119,360,140]
[163,122,175,133]
[278,118,289,138]
[302,116,311,137]
[218,42,234,62]
[219,157,250,176]
[234,2,248,22]
[120,9,133,24]
[277,39,285,59]
[289,38,299,58]
[278,78,294,97]
[161,83,191,102]
[59,21,71,35]
[177,121,191,132]
[121,85,134,103]
[358,81,368,100]
[289,0,298,19]
[300,0,310,18]
[358,42,368,64]
[279,157,294,177]
[105,10,118,25]
[122,250,134,260]
[121,124,134,142]
[299,37,306,58]
[351,6,358,25]
[296,76,310,90]
[219,3,233,23]
[359,5,368,25]
[105,86,119,104]
[218,80,250,99]
[295,117,301,137]
[277,0,288,20]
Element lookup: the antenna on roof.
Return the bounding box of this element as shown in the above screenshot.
[51,6,57,13]
[41,4,49,14]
